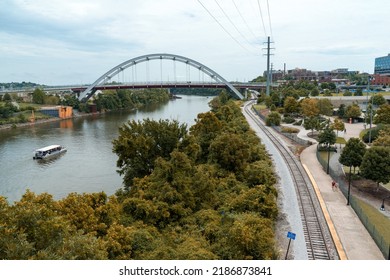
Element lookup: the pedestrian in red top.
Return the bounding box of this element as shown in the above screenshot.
[332,180,336,191]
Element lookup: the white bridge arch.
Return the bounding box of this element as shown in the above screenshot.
[78,53,244,101]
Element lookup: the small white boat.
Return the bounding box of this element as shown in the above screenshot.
[33,145,67,160]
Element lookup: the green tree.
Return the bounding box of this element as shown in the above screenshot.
[226,213,276,259]
[265,111,281,126]
[244,160,277,187]
[311,88,320,97]
[317,98,333,116]
[337,104,346,118]
[369,94,386,107]
[360,146,390,189]
[0,191,109,259]
[331,118,345,137]
[264,96,273,108]
[45,95,60,105]
[58,192,118,236]
[208,133,250,172]
[0,104,14,119]
[339,138,366,204]
[339,138,366,170]
[328,82,336,91]
[190,111,223,160]
[257,92,266,104]
[300,98,319,118]
[32,88,46,104]
[113,118,188,187]
[354,88,363,96]
[209,90,230,111]
[3,93,12,102]
[303,116,320,135]
[372,127,390,147]
[283,96,299,115]
[345,103,361,121]
[343,90,352,96]
[320,82,329,90]
[270,92,281,107]
[318,124,337,174]
[374,104,390,124]
[61,95,80,109]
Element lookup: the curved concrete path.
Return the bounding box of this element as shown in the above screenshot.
[297,120,384,259]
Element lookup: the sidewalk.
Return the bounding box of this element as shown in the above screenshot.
[298,123,385,260]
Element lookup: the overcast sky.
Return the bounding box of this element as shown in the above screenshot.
[1,0,389,85]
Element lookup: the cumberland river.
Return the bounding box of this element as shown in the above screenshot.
[0,95,212,202]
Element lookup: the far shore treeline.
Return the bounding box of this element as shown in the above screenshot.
[0,88,171,126]
[0,92,279,260]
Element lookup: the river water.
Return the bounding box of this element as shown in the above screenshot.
[0,95,212,203]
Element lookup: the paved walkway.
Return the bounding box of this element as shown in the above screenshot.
[297,122,385,260]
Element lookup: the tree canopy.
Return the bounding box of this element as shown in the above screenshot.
[318,124,337,148]
[339,138,366,168]
[360,146,390,187]
[345,103,362,120]
[300,98,319,118]
[374,104,390,124]
[112,118,188,187]
[32,88,46,104]
[0,93,279,260]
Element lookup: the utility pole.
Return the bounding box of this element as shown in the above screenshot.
[367,75,373,145]
[263,36,274,96]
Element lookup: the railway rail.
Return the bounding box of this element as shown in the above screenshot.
[244,101,339,260]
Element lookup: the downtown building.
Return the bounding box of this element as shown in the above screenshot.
[373,54,390,86]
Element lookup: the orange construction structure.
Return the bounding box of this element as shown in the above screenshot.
[40,106,73,119]
[58,106,73,119]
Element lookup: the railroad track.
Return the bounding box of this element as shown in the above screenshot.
[244,101,338,260]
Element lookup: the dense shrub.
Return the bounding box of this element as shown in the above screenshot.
[266,111,281,126]
[281,126,299,133]
[283,116,295,124]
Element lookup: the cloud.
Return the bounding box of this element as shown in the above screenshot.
[290,45,377,57]
[1,0,389,84]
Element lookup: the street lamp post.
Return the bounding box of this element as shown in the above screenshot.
[326,144,331,174]
[380,195,390,211]
[347,165,352,205]
[367,75,374,145]
[368,97,374,145]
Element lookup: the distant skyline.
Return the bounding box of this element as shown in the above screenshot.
[1,0,389,85]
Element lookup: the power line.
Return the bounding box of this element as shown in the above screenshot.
[231,0,259,42]
[256,0,268,38]
[213,0,255,48]
[266,0,273,39]
[197,0,256,54]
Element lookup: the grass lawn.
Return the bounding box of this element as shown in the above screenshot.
[253,104,267,111]
[341,165,390,191]
[356,197,390,253]
[336,137,347,145]
[18,103,43,109]
[318,150,337,164]
[342,165,360,175]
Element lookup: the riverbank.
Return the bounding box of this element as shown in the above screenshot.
[0,110,99,131]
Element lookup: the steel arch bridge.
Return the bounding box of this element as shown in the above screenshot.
[78,53,244,101]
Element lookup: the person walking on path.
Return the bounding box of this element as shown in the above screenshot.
[331,180,338,191]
